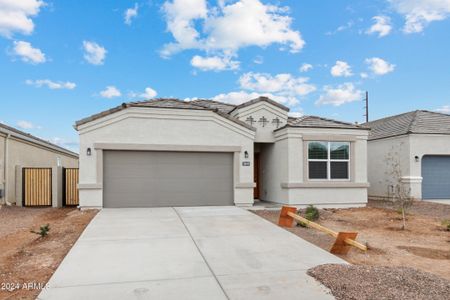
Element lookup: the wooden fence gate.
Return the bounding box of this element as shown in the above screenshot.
[64,168,79,206]
[23,168,52,206]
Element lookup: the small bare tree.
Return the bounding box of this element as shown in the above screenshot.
[385,143,414,230]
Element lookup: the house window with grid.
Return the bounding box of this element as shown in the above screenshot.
[308,141,350,180]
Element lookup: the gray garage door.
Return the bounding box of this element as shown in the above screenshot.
[422,155,450,199]
[103,150,234,208]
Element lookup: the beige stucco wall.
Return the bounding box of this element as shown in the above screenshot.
[367,135,411,199]
[260,127,370,207]
[0,133,78,205]
[232,102,288,143]
[77,107,256,208]
[367,134,450,200]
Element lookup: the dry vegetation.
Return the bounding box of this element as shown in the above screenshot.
[253,200,450,299]
[0,206,97,300]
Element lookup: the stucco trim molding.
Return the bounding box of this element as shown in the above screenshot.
[281,182,370,188]
[235,182,256,188]
[93,143,242,153]
[78,183,102,190]
[401,176,423,183]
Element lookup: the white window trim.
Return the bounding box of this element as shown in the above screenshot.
[307,141,350,181]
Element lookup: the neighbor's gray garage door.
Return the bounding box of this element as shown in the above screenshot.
[422,155,450,199]
[103,150,234,207]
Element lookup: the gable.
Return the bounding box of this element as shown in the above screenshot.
[231,101,289,142]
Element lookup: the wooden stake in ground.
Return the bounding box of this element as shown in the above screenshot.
[278,205,367,254]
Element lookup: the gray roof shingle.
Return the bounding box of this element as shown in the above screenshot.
[282,115,367,130]
[190,99,236,114]
[75,98,255,131]
[229,96,290,113]
[364,110,450,140]
[75,97,365,133]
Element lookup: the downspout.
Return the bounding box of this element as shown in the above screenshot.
[3,133,10,205]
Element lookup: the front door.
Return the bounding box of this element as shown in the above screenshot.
[254,153,260,199]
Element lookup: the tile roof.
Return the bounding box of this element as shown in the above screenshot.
[282,115,367,130]
[364,110,450,140]
[190,99,236,114]
[75,98,255,131]
[75,97,365,133]
[0,123,78,157]
[229,96,290,113]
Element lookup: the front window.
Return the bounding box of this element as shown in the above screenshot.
[308,141,350,180]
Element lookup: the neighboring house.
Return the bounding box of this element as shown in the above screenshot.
[0,123,79,206]
[366,110,450,201]
[75,97,370,209]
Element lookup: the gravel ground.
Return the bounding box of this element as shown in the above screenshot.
[308,264,450,300]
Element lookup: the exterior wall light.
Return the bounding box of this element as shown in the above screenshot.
[244,151,249,159]
[86,147,92,156]
[414,155,419,162]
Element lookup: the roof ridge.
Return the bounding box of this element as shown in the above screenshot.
[304,115,360,127]
[0,123,78,156]
[364,110,417,125]
[191,99,236,107]
[406,110,420,133]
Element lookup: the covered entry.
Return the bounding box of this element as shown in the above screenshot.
[103,150,234,208]
[422,155,450,199]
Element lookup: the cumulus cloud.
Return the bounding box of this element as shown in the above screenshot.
[212,91,297,106]
[366,15,392,37]
[253,55,263,64]
[0,0,45,38]
[25,79,76,90]
[389,0,450,33]
[365,57,395,75]
[330,60,353,77]
[140,87,158,99]
[128,86,158,99]
[100,86,121,98]
[124,3,138,25]
[240,72,316,96]
[17,120,37,130]
[236,72,316,106]
[288,111,303,118]
[49,137,79,153]
[12,40,46,64]
[190,55,239,71]
[316,83,363,106]
[299,63,313,72]
[83,41,107,65]
[161,0,304,58]
[436,105,450,114]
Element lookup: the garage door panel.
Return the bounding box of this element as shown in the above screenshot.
[422,155,450,199]
[103,151,234,207]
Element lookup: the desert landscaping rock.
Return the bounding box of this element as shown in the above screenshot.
[308,264,450,300]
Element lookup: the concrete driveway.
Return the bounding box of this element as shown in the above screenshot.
[39,207,345,300]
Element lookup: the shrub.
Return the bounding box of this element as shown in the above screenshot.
[442,220,450,231]
[305,205,320,221]
[296,205,319,227]
[31,224,50,238]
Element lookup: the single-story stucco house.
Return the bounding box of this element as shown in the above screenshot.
[0,123,79,206]
[75,97,370,209]
[366,110,450,202]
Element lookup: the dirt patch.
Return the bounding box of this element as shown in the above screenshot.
[252,200,450,283]
[308,264,450,300]
[397,246,450,260]
[0,206,97,300]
